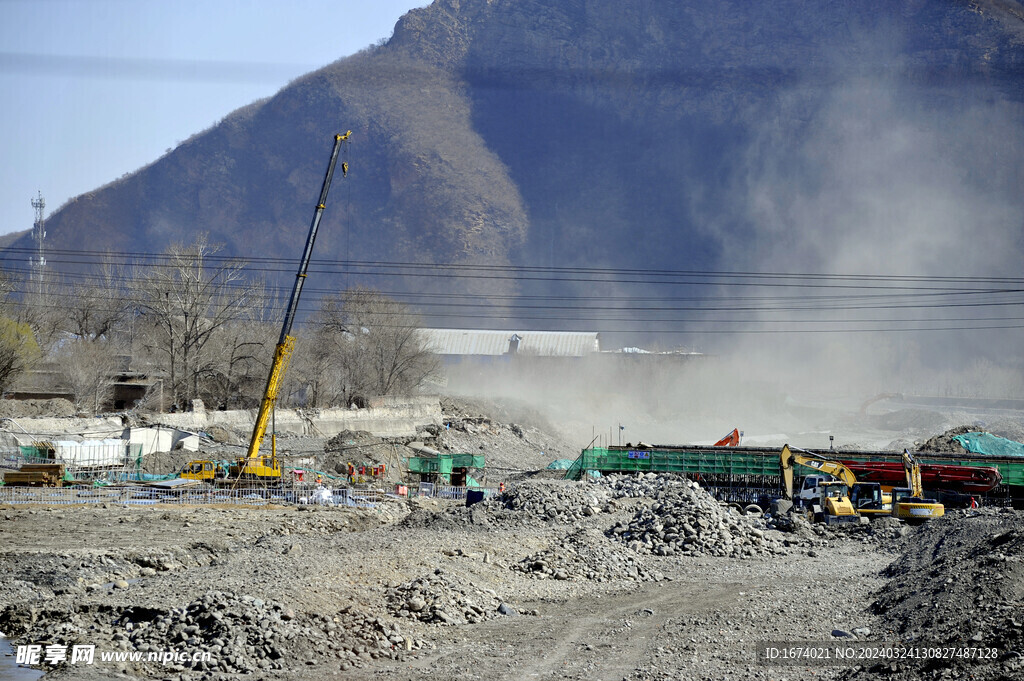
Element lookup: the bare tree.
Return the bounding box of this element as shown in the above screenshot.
[288,310,345,408]
[14,278,67,354]
[128,235,255,409]
[199,280,279,410]
[314,287,439,403]
[0,318,40,394]
[62,255,129,343]
[57,338,121,414]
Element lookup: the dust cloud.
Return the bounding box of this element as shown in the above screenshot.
[440,58,1024,450]
[702,33,1024,412]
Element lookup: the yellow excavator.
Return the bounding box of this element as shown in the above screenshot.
[891,450,944,523]
[780,445,891,524]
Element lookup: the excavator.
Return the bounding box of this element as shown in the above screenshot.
[714,428,741,447]
[780,445,890,523]
[890,450,945,522]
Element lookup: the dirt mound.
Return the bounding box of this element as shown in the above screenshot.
[438,397,581,478]
[916,425,976,453]
[322,430,405,481]
[844,509,1024,681]
[0,398,75,418]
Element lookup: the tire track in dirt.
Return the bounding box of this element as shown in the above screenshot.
[368,580,740,681]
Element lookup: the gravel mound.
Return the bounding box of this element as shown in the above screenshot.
[0,590,421,675]
[605,475,798,558]
[493,479,611,523]
[512,527,665,583]
[387,568,506,625]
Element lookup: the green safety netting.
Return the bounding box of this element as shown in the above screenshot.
[546,459,576,470]
[952,432,1024,458]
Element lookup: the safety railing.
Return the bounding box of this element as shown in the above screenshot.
[412,483,500,500]
[0,485,380,508]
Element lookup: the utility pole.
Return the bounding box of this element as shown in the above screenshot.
[30,191,46,294]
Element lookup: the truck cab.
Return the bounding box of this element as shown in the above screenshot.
[179,460,223,481]
[796,474,832,507]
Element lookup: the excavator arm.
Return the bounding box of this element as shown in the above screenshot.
[781,444,858,489]
[902,449,925,498]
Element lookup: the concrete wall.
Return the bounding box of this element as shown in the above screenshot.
[143,395,442,439]
[0,396,441,449]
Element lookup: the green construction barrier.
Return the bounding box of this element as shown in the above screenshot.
[407,455,454,476]
[565,447,780,480]
[563,446,1024,490]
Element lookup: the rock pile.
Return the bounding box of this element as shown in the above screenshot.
[491,479,611,524]
[606,476,794,558]
[0,590,421,675]
[512,527,665,582]
[387,569,506,625]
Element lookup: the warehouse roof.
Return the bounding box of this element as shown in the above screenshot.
[418,329,600,357]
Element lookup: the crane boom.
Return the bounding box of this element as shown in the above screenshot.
[241,132,351,471]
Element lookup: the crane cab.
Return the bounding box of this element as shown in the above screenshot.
[229,454,281,480]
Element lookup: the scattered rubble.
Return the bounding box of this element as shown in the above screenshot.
[387,569,506,625]
[1,400,1022,681]
[512,527,664,582]
[0,590,417,675]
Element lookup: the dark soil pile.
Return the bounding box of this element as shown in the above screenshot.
[843,508,1024,681]
[916,426,976,453]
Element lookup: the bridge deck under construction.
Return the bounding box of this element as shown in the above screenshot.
[564,445,1024,506]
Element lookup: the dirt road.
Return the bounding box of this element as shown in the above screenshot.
[1,490,895,681]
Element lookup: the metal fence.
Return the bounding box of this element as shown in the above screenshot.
[0,482,502,507]
[414,483,500,500]
[0,485,386,508]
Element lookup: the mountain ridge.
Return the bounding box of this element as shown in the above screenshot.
[4,0,1023,329]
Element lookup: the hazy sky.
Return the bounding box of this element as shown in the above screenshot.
[0,0,429,236]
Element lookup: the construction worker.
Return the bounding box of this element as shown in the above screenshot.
[499,482,506,493]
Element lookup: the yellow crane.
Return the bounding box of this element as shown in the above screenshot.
[230,132,352,482]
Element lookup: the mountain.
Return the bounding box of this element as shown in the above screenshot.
[5,0,1024,333]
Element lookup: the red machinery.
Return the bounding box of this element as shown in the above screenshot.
[841,460,1001,495]
[714,429,741,447]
